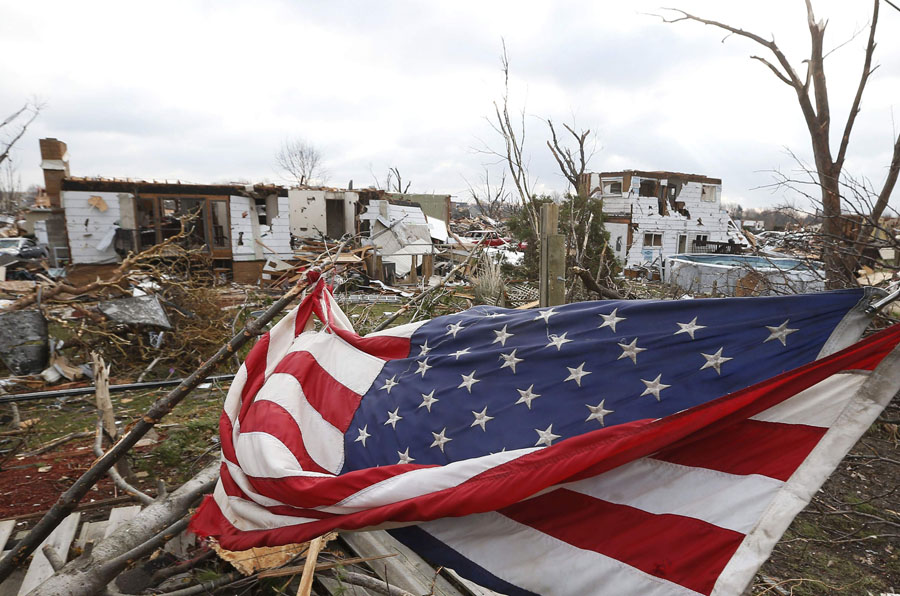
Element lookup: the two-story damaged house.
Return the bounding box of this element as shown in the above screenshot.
[582,170,747,269]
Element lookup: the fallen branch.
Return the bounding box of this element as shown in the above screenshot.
[571,266,625,300]
[19,431,92,458]
[0,243,349,584]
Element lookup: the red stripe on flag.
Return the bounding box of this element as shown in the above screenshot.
[239,400,331,475]
[270,351,362,432]
[310,284,413,360]
[330,327,413,361]
[501,489,743,596]
[218,464,337,520]
[220,412,237,464]
[239,332,270,420]
[654,419,826,481]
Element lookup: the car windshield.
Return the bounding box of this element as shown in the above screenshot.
[0,238,20,248]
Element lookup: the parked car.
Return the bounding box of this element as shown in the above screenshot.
[462,230,509,247]
[0,237,48,260]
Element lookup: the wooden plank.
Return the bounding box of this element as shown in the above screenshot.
[103,505,142,538]
[74,521,107,550]
[341,531,467,596]
[443,568,506,596]
[17,512,80,596]
[0,521,15,553]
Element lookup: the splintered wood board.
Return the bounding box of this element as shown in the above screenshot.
[17,512,80,596]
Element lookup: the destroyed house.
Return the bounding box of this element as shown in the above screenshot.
[37,138,293,282]
[582,170,746,269]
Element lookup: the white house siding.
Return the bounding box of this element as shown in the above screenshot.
[230,195,292,262]
[62,190,126,264]
[588,173,745,269]
[288,189,358,239]
[605,222,629,264]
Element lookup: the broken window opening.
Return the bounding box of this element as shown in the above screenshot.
[615,236,622,252]
[602,180,623,195]
[639,179,658,198]
[701,185,717,202]
[643,232,663,247]
[691,234,709,252]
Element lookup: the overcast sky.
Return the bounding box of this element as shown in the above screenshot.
[2,0,899,209]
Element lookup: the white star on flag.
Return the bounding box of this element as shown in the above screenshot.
[499,349,523,373]
[446,321,465,338]
[416,359,432,378]
[397,448,414,464]
[471,407,494,431]
[674,317,706,340]
[599,308,625,332]
[534,424,561,447]
[458,371,481,393]
[450,348,471,359]
[546,332,573,351]
[700,347,733,375]
[564,362,592,387]
[418,390,438,412]
[515,385,541,409]
[492,325,513,347]
[354,425,370,447]
[384,408,402,429]
[765,320,799,346]
[640,374,671,401]
[534,308,557,324]
[380,376,398,393]
[617,338,647,364]
[585,400,614,425]
[430,428,452,452]
[418,341,432,357]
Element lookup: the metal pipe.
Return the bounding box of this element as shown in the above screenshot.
[0,374,236,405]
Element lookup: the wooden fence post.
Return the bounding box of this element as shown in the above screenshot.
[539,203,565,307]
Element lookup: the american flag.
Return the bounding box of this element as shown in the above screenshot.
[191,281,900,595]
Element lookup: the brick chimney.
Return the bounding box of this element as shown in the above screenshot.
[39,138,69,209]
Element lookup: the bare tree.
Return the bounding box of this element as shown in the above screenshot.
[387,166,411,193]
[276,138,325,186]
[481,40,542,235]
[660,1,900,286]
[546,118,598,198]
[1,100,42,167]
[0,156,21,215]
[464,167,511,220]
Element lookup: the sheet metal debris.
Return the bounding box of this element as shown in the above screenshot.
[97,295,172,329]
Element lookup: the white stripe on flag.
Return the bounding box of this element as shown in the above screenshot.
[265,307,299,378]
[234,431,330,478]
[750,372,866,428]
[287,330,386,396]
[563,458,783,534]
[323,447,541,513]
[224,459,290,509]
[213,483,320,532]
[223,363,248,425]
[364,319,428,339]
[418,511,702,596]
[255,373,345,474]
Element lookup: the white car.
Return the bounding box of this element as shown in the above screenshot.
[0,237,47,259]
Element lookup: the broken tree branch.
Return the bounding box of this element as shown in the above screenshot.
[373,240,484,332]
[571,266,625,300]
[26,461,218,596]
